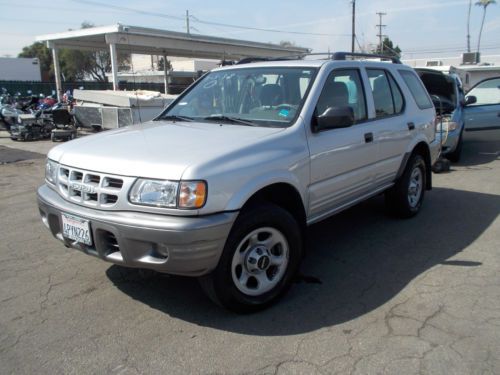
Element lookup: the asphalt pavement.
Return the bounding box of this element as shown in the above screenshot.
[1,130,499,374]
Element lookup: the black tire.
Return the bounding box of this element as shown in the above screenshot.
[24,134,32,142]
[199,203,303,313]
[446,130,463,163]
[51,133,56,142]
[385,154,426,218]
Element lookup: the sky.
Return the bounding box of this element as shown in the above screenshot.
[0,0,499,59]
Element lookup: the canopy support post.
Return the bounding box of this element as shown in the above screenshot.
[109,43,119,90]
[163,54,169,95]
[51,46,62,102]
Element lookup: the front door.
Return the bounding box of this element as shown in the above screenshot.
[464,77,500,140]
[307,68,377,223]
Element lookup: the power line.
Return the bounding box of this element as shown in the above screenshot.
[70,0,185,21]
[189,15,350,37]
[70,0,350,37]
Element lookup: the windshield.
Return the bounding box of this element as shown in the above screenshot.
[159,67,318,127]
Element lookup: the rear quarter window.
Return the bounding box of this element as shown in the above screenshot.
[399,70,433,109]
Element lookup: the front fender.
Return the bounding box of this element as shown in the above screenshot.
[224,168,308,212]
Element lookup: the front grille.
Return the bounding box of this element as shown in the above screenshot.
[57,166,124,208]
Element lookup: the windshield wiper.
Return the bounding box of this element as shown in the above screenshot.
[202,115,257,126]
[160,115,194,122]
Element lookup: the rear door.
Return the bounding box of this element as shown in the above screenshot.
[365,68,411,187]
[464,77,500,135]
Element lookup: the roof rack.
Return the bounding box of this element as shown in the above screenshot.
[235,51,402,65]
[236,56,298,65]
[332,52,401,64]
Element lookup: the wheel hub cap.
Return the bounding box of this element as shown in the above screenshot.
[246,246,271,273]
[231,227,290,297]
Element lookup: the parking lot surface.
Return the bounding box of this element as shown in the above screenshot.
[1,131,499,374]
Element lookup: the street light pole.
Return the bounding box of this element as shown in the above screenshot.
[467,0,472,52]
[351,0,356,53]
[376,12,387,54]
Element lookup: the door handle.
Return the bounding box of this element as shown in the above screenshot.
[407,122,415,130]
[364,132,374,143]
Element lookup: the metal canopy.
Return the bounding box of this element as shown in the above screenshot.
[36,24,310,101]
[37,24,310,59]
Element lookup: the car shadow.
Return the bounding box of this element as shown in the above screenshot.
[106,186,499,336]
[457,131,500,167]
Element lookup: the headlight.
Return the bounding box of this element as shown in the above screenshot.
[436,120,458,132]
[129,179,207,209]
[45,159,58,184]
[129,179,179,208]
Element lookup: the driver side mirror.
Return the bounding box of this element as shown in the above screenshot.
[464,95,477,106]
[313,106,354,132]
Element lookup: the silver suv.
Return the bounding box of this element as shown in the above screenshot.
[38,53,440,312]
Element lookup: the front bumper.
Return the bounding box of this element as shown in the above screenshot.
[436,129,461,154]
[37,184,237,276]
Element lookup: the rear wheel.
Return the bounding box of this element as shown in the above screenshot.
[386,154,426,218]
[199,203,302,313]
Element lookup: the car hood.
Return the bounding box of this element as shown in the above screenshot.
[48,120,285,180]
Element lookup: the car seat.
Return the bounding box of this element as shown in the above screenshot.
[260,84,283,107]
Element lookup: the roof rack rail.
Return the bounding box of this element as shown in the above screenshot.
[236,56,297,65]
[332,52,401,64]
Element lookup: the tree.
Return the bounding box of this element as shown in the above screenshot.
[371,37,402,58]
[18,42,54,80]
[476,0,497,54]
[157,56,172,71]
[279,40,297,48]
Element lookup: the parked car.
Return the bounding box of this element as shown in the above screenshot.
[38,53,440,312]
[415,68,466,162]
[463,76,500,138]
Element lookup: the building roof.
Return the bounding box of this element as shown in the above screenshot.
[36,24,310,60]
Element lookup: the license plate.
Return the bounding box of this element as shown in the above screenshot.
[62,213,92,245]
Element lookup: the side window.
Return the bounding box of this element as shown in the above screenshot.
[466,78,500,106]
[399,70,434,109]
[316,69,367,123]
[367,69,404,118]
[388,73,405,113]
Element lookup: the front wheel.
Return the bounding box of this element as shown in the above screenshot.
[385,154,426,218]
[199,203,303,313]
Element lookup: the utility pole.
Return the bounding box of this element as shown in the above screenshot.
[466,0,472,52]
[186,10,190,35]
[376,12,387,54]
[351,0,356,53]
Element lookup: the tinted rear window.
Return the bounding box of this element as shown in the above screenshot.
[399,70,433,109]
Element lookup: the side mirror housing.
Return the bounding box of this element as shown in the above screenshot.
[313,106,354,132]
[464,95,477,106]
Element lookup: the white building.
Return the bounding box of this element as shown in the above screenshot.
[0,57,41,81]
[402,54,500,90]
[130,54,218,72]
[109,55,220,93]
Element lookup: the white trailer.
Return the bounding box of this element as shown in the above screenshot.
[0,57,42,81]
